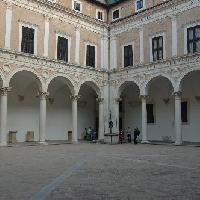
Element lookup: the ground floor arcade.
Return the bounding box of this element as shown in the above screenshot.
[113,71,200,144]
[0,71,105,146]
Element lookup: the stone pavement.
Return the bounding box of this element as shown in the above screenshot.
[0,143,200,200]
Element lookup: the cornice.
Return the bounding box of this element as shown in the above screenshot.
[110,0,200,36]
[5,0,108,35]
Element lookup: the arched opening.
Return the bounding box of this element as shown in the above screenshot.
[78,81,100,140]
[119,81,140,136]
[180,70,200,143]
[46,76,73,141]
[8,71,41,142]
[147,76,174,143]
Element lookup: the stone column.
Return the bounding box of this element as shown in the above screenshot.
[4,2,12,49]
[71,95,80,143]
[141,95,149,143]
[75,26,80,65]
[171,15,177,57]
[43,15,50,57]
[139,26,144,63]
[113,97,122,133]
[97,98,104,140]
[174,92,182,145]
[39,92,49,144]
[110,36,117,70]
[0,87,11,146]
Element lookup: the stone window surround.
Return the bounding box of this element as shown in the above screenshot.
[184,21,200,55]
[149,32,166,62]
[135,0,146,12]
[112,7,121,21]
[72,0,82,13]
[84,42,97,68]
[121,41,134,68]
[55,32,71,63]
[96,9,104,21]
[18,22,38,55]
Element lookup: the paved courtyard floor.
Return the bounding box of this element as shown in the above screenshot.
[0,143,200,200]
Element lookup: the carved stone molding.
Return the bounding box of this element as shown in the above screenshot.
[70,95,81,101]
[115,97,122,103]
[96,98,104,104]
[0,87,12,96]
[38,91,49,100]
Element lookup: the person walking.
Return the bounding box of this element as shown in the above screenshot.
[133,127,140,144]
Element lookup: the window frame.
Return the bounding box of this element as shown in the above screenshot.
[135,0,146,12]
[122,42,134,68]
[72,0,82,13]
[84,42,97,68]
[149,32,166,62]
[96,9,104,21]
[19,22,38,55]
[55,32,71,63]
[187,25,200,54]
[146,103,155,125]
[112,8,121,21]
[181,99,190,125]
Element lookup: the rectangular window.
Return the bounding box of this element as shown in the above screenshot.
[97,10,103,21]
[57,36,68,62]
[152,36,163,61]
[187,25,200,54]
[73,1,81,12]
[147,104,155,124]
[112,9,119,20]
[181,101,188,123]
[124,45,133,67]
[137,0,144,10]
[21,26,35,54]
[86,45,95,68]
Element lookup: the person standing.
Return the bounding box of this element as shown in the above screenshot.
[134,127,140,144]
[127,127,132,143]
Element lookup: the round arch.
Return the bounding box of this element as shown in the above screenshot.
[145,74,175,95]
[179,69,200,91]
[46,74,75,95]
[118,80,140,98]
[7,68,43,91]
[78,80,101,98]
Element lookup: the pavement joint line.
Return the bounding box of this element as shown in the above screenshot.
[103,155,199,171]
[31,155,91,200]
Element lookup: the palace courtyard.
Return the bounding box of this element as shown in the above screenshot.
[0,143,200,200]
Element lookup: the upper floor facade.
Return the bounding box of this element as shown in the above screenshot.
[0,0,199,73]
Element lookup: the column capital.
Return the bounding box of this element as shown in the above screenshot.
[70,95,81,101]
[43,14,51,22]
[0,87,12,96]
[96,98,104,104]
[139,95,149,100]
[39,91,49,100]
[138,25,144,32]
[6,1,12,9]
[75,25,81,31]
[173,91,182,97]
[115,97,122,103]
[170,14,177,21]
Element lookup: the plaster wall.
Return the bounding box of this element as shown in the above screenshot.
[0,2,6,48]
[11,6,44,56]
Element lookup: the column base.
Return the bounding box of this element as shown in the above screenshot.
[39,141,48,145]
[174,141,183,146]
[0,141,7,147]
[72,140,79,144]
[141,140,150,144]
